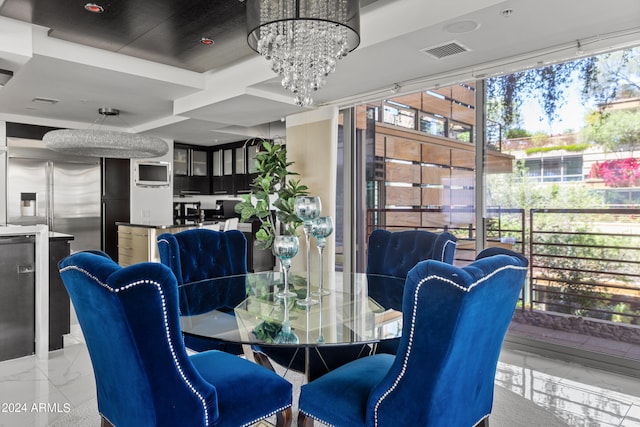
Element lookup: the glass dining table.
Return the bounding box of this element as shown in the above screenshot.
[178,271,405,380]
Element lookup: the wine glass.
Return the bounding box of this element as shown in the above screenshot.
[311,216,334,296]
[272,235,299,298]
[294,196,321,307]
[274,297,299,344]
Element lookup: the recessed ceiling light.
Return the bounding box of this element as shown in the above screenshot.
[200,37,214,46]
[501,8,514,18]
[84,3,104,13]
[444,20,480,34]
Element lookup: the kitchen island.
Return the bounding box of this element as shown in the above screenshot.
[117,221,274,272]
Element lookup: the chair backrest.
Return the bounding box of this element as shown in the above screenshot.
[366,229,457,278]
[157,228,247,286]
[368,247,528,427]
[58,251,219,427]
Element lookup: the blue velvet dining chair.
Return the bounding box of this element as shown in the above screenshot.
[59,251,292,427]
[366,229,458,279]
[157,228,247,354]
[298,247,528,427]
[367,228,457,355]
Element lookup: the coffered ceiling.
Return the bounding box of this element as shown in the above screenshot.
[0,0,638,146]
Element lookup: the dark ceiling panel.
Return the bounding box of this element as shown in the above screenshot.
[0,0,252,72]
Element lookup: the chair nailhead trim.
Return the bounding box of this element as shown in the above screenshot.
[239,404,292,427]
[440,239,457,261]
[372,264,528,426]
[299,410,335,427]
[60,265,211,427]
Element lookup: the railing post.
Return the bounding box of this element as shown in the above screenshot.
[529,209,535,310]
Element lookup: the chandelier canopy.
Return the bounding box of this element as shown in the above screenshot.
[246,0,361,107]
[43,108,169,159]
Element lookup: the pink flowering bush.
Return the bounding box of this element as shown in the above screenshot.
[589,158,640,187]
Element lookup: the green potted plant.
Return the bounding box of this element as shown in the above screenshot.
[235,139,309,250]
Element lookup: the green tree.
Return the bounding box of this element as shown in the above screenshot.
[505,128,531,139]
[486,46,640,134]
[486,59,596,130]
[581,108,640,152]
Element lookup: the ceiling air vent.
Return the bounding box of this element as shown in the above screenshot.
[420,41,470,59]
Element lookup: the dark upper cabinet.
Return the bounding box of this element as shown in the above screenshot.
[177,140,262,196]
[210,140,261,195]
[173,143,211,195]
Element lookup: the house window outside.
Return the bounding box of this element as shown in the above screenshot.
[524,156,584,182]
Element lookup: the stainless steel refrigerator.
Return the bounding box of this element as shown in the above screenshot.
[7,139,101,253]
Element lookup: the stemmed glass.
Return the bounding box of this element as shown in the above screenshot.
[294,196,321,307]
[272,235,299,298]
[311,216,334,296]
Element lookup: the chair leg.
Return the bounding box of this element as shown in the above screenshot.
[253,350,276,372]
[297,412,314,427]
[276,407,293,427]
[101,416,114,427]
[476,416,490,427]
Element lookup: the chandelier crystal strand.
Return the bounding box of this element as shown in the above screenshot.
[247,0,360,107]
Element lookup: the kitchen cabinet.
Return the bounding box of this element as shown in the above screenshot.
[118,225,166,266]
[211,146,236,194]
[0,235,35,361]
[0,232,71,361]
[211,140,261,195]
[174,143,210,195]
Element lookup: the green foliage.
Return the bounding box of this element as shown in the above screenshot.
[235,140,308,250]
[524,143,590,155]
[487,46,640,134]
[486,58,596,129]
[611,303,640,325]
[505,128,531,139]
[485,160,604,210]
[580,109,640,152]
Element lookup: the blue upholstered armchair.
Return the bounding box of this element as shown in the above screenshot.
[157,229,247,354]
[59,251,292,427]
[157,229,247,286]
[366,229,457,278]
[298,247,528,427]
[367,229,457,355]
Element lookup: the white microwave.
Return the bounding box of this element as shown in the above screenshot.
[134,161,171,188]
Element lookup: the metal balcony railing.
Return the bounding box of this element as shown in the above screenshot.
[366,207,640,326]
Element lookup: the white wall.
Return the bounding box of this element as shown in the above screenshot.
[129,142,174,226]
[286,106,338,273]
[0,121,6,225]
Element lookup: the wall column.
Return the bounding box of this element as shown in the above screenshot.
[285,106,338,273]
[1,121,6,226]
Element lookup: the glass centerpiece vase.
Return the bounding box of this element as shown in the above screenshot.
[294,196,321,307]
[272,235,299,298]
[311,216,334,296]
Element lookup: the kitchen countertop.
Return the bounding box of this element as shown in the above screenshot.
[2,226,74,241]
[117,221,252,232]
[116,221,221,229]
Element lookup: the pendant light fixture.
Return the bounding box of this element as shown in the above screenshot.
[43,108,169,158]
[246,0,361,107]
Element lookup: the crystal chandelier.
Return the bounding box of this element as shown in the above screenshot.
[246,0,360,107]
[43,108,169,158]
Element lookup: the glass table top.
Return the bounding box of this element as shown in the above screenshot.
[179,271,405,347]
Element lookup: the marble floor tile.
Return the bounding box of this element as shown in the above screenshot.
[0,334,639,426]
